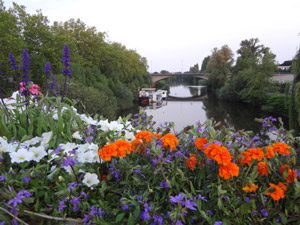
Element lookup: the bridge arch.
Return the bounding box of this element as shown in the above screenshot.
[150,73,208,85]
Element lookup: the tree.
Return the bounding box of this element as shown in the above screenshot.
[206,45,233,90]
[200,56,210,72]
[189,63,199,72]
[224,38,276,105]
[289,47,300,134]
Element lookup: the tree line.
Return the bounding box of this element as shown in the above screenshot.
[190,38,300,135]
[0,1,152,119]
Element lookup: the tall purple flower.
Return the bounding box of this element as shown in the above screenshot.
[44,62,51,96]
[9,53,19,71]
[61,44,71,101]
[21,49,30,82]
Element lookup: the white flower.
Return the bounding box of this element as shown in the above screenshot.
[47,166,58,180]
[72,131,82,140]
[41,131,53,148]
[82,172,100,188]
[61,142,78,154]
[30,146,47,162]
[52,113,58,120]
[108,121,124,132]
[98,119,110,132]
[22,137,42,147]
[80,114,98,125]
[0,137,17,153]
[124,131,135,142]
[77,143,98,154]
[77,151,97,163]
[10,148,33,163]
[47,149,59,162]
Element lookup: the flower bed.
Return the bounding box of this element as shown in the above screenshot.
[0,47,300,225]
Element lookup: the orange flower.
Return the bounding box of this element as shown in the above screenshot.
[266,183,285,201]
[195,137,208,150]
[98,143,118,161]
[115,139,132,157]
[204,143,232,165]
[135,131,153,143]
[264,146,275,159]
[277,182,287,192]
[218,162,239,179]
[279,164,290,175]
[256,162,269,176]
[286,169,297,184]
[186,153,198,171]
[247,148,264,161]
[242,182,258,193]
[153,133,161,140]
[161,133,178,151]
[238,151,252,166]
[272,142,291,155]
[131,139,144,154]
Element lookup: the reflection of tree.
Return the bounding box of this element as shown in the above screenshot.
[202,93,288,142]
[189,87,199,96]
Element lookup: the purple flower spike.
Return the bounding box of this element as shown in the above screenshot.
[21,49,30,80]
[44,62,51,75]
[9,53,19,71]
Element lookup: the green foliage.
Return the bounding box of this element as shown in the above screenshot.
[200,56,210,73]
[189,63,199,72]
[206,45,233,90]
[289,48,300,135]
[261,94,290,115]
[0,2,151,115]
[224,38,277,106]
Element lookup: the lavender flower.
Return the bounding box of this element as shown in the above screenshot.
[61,44,71,101]
[23,177,31,183]
[71,197,80,212]
[49,73,56,96]
[58,197,67,213]
[0,176,7,181]
[170,194,185,204]
[62,157,77,167]
[183,198,197,211]
[214,222,223,225]
[9,53,19,71]
[21,49,30,81]
[261,208,268,217]
[152,215,163,225]
[44,62,51,95]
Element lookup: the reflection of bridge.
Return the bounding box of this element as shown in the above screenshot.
[150,72,294,84]
[167,95,208,101]
[151,72,208,83]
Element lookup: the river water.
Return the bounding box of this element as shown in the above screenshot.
[129,84,289,135]
[118,84,288,136]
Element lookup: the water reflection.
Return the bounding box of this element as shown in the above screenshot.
[118,84,288,138]
[141,85,288,135]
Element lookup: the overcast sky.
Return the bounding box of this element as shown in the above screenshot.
[4,0,300,73]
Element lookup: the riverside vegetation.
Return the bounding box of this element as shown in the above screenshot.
[0,45,299,225]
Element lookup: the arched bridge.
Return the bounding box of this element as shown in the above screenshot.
[150,72,208,83]
[150,72,294,84]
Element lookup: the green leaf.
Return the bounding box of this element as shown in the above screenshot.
[115,213,125,223]
[133,206,140,217]
[240,202,251,215]
[127,213,134,225]
[280,215,287,224]
[190,181,196,195]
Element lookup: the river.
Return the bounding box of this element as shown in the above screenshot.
[120,84,288,136]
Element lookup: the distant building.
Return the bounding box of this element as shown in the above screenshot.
[278,60,292,71]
